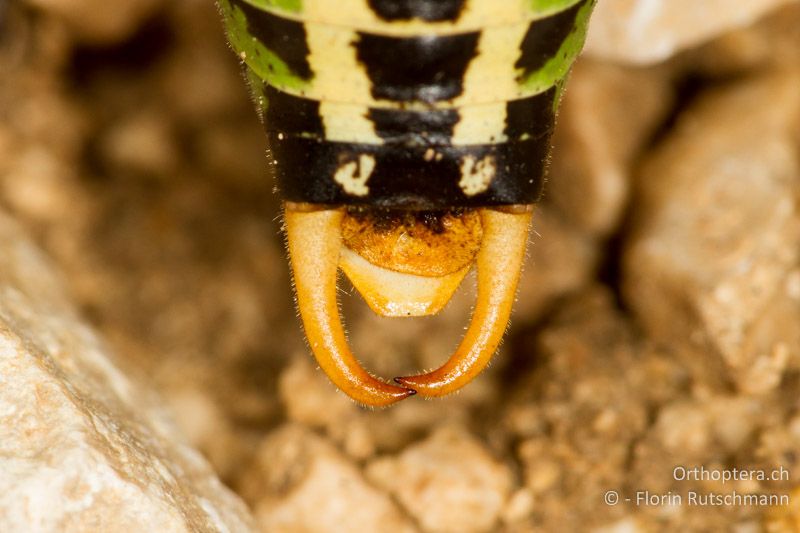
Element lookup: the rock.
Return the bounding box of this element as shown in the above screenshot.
[24,0,162,44]
[707,397,762,453]
[548,59,673,236]
[765,487,800,532]
[278,351,484,460]
[0,209,255,532]
[163,386,243,481]
[99,111,179,178]
[515,205,599,319]
[653,401,713,458]
[366,425,513,533]
[239,425,414,533]
[585,0,798,64]
[686,4,800,76]
[623,72,800,393]
[0,11,89,227]
[501,488,535,526]
[279,357,377,460]
[591,518,648,533]
[279,356,360,430]
[161,1,250,122]
[653,395,763,464]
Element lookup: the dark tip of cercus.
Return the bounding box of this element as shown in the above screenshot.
[393,375,450,397]
[356,383,417,407]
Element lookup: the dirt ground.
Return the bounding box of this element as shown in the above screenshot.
[2,1,800,531]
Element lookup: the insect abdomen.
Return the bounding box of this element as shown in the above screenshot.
[219,0,596,209]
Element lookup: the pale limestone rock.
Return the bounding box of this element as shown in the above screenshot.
[585,0,798,64]
[548,59,672,236]
[707,396,762,453]
[239,425,415,533]
[623,72,800,393]
[279,356,359,430]
[688,4,800,75]
[366,426,513,533]
[653,402,713,457]
[278,354,483,460]
[278,357,376,460]
[0,210,254,532]
[501,488,535,525]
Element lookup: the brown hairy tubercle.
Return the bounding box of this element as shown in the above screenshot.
[341,208,483,277]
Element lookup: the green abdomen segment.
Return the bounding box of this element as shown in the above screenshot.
[219,0,595,209]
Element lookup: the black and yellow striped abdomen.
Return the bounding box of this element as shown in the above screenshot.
[219,0,596,209]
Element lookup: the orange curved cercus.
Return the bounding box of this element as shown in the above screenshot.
[284,205,415,407]
[394,208,532,397]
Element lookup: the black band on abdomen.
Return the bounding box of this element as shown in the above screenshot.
[270,136,549,209]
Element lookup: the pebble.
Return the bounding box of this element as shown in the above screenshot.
[585,0,797,64]
[366,426,513,533]
[241,425,414,533]
[623,71,800,393]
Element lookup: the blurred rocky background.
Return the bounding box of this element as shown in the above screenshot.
[1,0,799,531]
